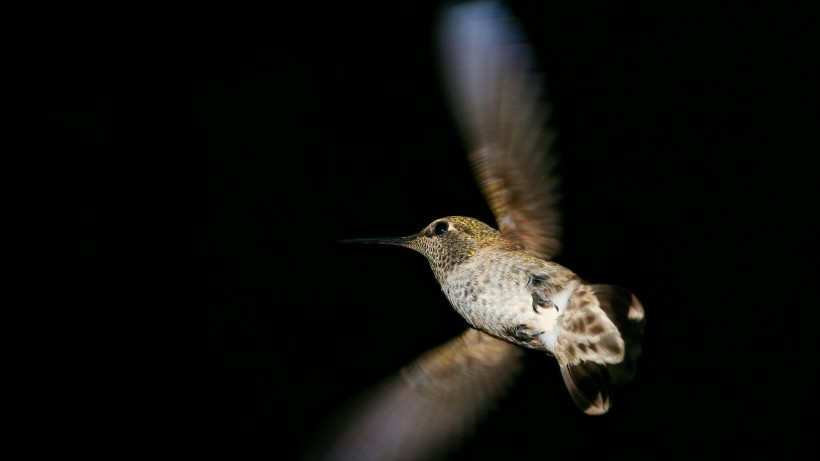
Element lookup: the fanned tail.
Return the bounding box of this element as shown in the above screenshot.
[559,283,646,415]
[590,284,646,385]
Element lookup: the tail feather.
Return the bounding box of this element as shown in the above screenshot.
[589,284,646,384]
[560,362,612,415]
[558,283,646,414]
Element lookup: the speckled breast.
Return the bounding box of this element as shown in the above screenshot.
[441,252,559,351]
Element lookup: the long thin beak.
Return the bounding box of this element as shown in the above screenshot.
[339,234,417,247]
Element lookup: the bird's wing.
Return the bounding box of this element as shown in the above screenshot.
[439,0,562,260]
[306,328,524,461]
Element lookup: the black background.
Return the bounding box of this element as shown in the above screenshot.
[5,1,818,459]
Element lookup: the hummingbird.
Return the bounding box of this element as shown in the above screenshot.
[311,1,645,460]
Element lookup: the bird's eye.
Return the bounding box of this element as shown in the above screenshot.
[434,221,449,236]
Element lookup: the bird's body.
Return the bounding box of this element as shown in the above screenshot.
[413,216,580,353]
[310,2,646,460]
[360,215,642,416]
[443,243,578,353]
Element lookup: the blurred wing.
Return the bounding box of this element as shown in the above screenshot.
[439,0,561,259]
[305,328,524,461]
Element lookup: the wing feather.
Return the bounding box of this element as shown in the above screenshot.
[306,329,524,461]
[439,1,561,259]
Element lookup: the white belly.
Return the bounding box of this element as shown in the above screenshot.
[441,253,567,352]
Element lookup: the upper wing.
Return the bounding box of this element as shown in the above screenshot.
[305,328,523,461]
[439,0,562,259]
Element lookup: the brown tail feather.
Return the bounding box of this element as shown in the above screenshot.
[560,362,612,415]
[559,284,646,415]
[589,284,646,385]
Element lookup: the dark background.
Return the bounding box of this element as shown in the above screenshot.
[4,1,818,459]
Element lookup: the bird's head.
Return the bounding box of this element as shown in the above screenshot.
[343,216,503,282]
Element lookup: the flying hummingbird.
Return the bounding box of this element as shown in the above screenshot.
[311,1,645,460]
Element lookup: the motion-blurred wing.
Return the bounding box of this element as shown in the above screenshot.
[440,0,562,259]
[306,328,523,461]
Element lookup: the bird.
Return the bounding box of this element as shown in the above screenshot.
[308,1,645,460]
